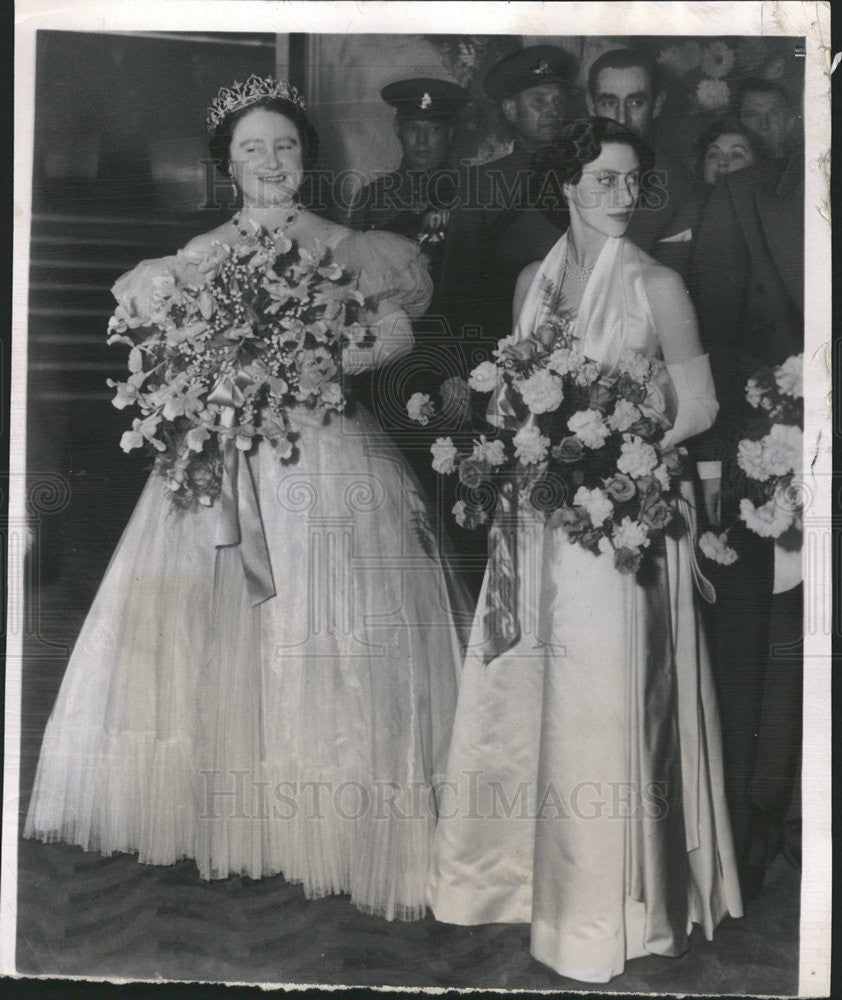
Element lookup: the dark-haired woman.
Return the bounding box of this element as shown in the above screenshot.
[430,118,742,981]
[696,117,765,186]
[647,117,767,285]
[24,78,469,921]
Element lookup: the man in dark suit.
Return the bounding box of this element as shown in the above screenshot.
[586,48,697,279]
[692,152,804,899]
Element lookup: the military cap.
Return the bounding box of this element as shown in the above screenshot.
[484,45,578,102]
[380,77,469,121]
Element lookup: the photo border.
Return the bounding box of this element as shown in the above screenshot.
[4,2,832,995]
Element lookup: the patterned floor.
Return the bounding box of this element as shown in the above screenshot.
[15,838,799,992]
[13,470,802,992]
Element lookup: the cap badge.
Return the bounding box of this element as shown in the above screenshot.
[420,92,432,109]
[533,59,552,76]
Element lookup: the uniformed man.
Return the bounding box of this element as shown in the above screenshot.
[348,76,472,428]
[347,78,488,592]
[349,77,468,287]
[440,45,579,352]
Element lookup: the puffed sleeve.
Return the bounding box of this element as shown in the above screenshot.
[110,255,179,327]
[333,231,433,318]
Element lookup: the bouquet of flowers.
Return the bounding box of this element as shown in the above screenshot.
[699,354,803,566]
[407,311,688,576]
[106,215,371,507]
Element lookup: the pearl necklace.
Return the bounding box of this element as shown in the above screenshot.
[565,249,595,284]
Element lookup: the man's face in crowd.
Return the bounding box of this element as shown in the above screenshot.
[396,117,454,172]
[501,83,567,149]
[739,90,793,159]
[588,66,664,139]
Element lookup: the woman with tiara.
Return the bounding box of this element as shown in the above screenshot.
[24,76,469,921]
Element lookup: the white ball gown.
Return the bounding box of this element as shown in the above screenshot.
[24,229,469,922]
[429,235,743,980]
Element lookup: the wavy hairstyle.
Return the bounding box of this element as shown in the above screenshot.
[694,116,768,181]
[532,117,655,189]
[529,117,655,224]
[208,96,320,176]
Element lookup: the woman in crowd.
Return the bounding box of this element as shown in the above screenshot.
[430,117,743,983]
[696,117,766,186]
[25,76,470,921]
[648,116,767,284]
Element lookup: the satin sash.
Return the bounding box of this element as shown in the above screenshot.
[208,374,276,607]
[482,484,520,663]
[483,235,713,660]
[481,235,621,663]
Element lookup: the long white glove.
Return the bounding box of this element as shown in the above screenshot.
[342,308,414,376]
[660,353,719,450]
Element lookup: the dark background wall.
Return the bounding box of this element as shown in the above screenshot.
[28,31,277,584]
[33,30,279,216]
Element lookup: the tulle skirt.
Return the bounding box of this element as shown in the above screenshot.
[25,405,468,920]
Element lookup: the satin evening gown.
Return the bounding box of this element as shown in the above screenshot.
[429,235,743,981]
[25,230,469,922]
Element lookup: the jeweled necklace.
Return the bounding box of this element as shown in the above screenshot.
[565,247,595,284]
[234,201,302,239]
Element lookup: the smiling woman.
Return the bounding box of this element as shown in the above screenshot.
[208,86,320,206]
[23,73,471,923]
[229,108,304,208]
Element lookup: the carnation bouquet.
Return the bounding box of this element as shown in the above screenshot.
[408,311,689,576]
[699,354,803,566]
[107,215,371,506]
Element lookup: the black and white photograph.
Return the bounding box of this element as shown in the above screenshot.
[2,1,832,995]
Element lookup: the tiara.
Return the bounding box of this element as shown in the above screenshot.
[206,75,307,135]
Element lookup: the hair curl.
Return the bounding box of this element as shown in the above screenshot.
[208,96,320,176]
[694,116,768,181]
[531,117,656,195]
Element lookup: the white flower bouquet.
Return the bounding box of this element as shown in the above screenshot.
[699,353,803,564]
[107,216,371,507]
[408,315,689,576]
